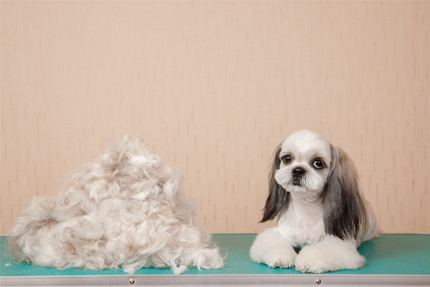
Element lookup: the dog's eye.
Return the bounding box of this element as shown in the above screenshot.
[312,159,325,169]
[282,155,293,165]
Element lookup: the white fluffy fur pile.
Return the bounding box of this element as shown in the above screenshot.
[9,136,223,274]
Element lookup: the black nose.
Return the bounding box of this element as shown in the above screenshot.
[292,168,306,177]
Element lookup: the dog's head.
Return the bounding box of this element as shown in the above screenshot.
[275,129,332,195]
[260,129,367,240]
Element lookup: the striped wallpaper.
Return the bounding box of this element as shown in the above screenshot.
[1,1,429,234]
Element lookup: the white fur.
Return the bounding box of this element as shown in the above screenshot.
[294,236,365,273]
[9,136,223,274]
[250,227,297,268]
[250,129,377,273]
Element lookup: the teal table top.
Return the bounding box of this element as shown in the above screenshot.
[1,234,429,277]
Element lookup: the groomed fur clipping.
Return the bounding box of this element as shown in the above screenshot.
[9,136,224,274]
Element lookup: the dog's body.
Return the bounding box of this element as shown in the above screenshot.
[250,130,377,273]
[9,136,223,274]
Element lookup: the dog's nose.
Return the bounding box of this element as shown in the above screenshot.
[292,168,306,177]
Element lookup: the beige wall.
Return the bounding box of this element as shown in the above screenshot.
[1,1,429,235]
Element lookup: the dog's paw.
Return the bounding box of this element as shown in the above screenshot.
[250,228,297,269]
[264,252,297,269]
[295,253,329,273]
[294,242,365,273]
[250,244,296,268]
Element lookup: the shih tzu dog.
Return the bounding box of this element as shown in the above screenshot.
[9,136,223,274]
[250,130,377,273]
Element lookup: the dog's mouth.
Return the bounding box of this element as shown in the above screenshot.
[292,179,302,186]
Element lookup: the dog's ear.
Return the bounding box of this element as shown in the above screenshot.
[323,145,368,240]
[260,144,290,223]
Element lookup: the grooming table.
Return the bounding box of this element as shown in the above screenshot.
[1,234,429,287]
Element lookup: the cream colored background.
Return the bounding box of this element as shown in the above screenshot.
[1,1,429,235]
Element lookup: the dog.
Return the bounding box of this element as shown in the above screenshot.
[250,129,377,273]
[9,136,223,274]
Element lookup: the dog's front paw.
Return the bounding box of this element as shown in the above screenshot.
[264,250,297,268]
[294,241,365,273]
[295,251,329,273]
[250,236,296,268]
[250,228,298,269]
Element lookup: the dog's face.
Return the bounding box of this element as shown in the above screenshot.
[261,129,368,240]
[274,130,332,196]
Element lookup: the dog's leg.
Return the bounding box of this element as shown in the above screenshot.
[295,235,365,273]
[250,227,296,268]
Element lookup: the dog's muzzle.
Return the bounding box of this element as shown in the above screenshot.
[292,168,306,186]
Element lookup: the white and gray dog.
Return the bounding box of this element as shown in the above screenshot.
[9,136,223,274]
[250,130,377,273]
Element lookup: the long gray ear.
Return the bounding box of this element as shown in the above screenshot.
[260,144,290,222]
[323,145,368,240]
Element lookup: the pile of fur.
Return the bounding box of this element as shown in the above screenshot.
[9,136,223,274]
